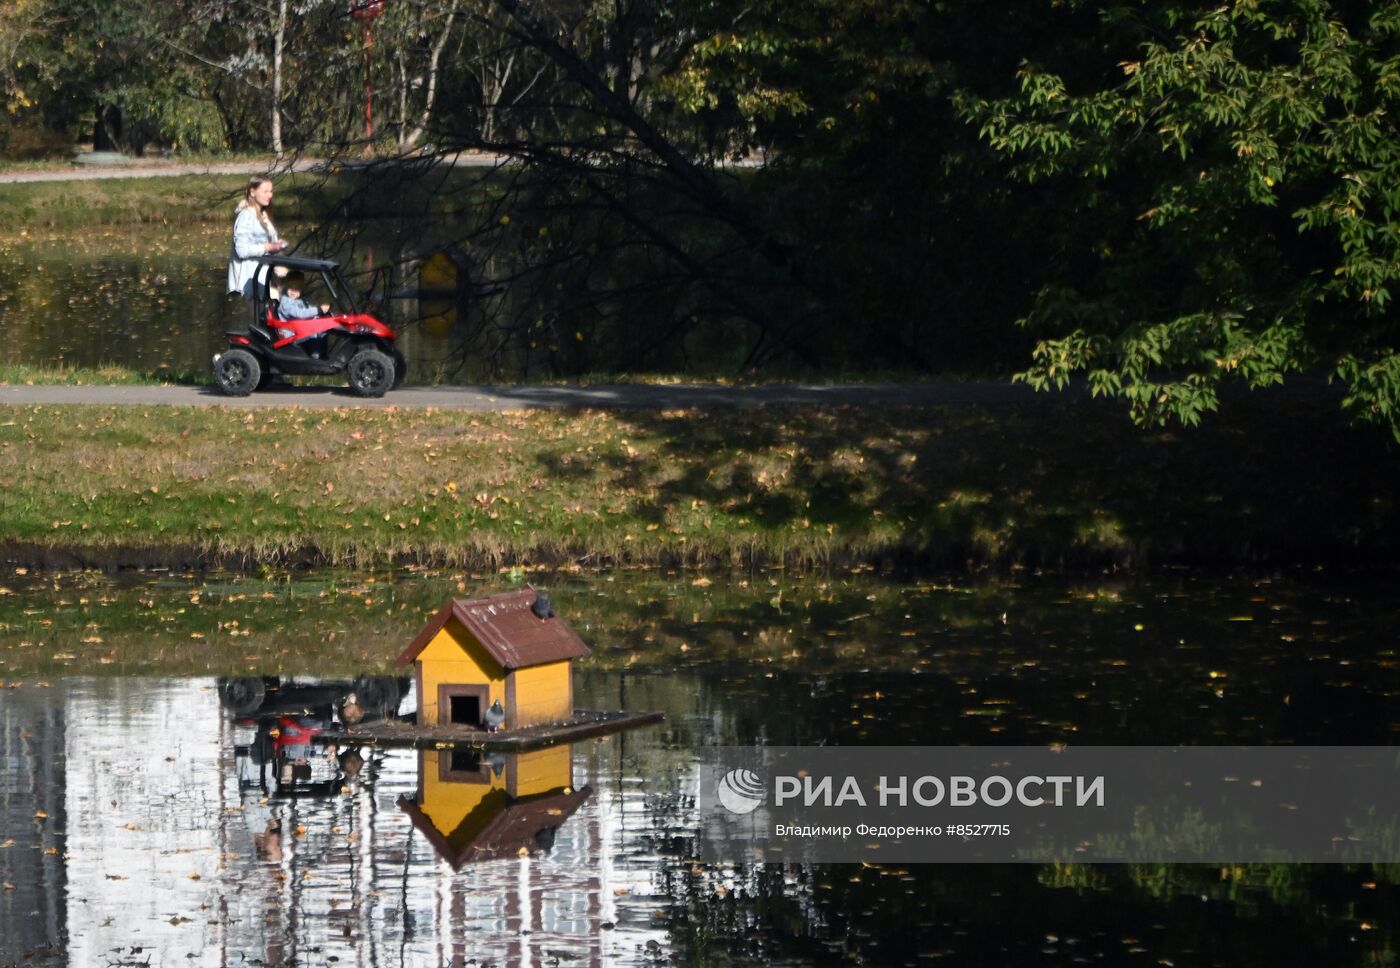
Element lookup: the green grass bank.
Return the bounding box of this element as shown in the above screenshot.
[0,394,1395,571]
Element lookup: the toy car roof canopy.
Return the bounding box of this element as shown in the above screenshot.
[256,254,341,271]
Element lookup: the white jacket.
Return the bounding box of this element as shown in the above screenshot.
[227,207,279,297]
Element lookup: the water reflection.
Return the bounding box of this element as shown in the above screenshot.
[0,682,65,963]
[400,745,590,868]
[3,568,1400,964]
[3,677,678,966]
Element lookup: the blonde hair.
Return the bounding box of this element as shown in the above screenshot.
[235,176,275,233]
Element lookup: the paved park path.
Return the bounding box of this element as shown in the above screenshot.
[0,160,309,184]
[0,154,511,184]
[0,151,764,185]
[0,381,1075,411]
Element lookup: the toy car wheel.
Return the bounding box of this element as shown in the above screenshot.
[390,348,407,389]
[217,676,266,715]
[352,675,401,713]
[346,348,394,398]
[213,348,262,397]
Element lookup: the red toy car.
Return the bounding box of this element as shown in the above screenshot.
[213,254,405,397]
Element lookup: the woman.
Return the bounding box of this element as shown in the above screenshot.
[227,176,289,301]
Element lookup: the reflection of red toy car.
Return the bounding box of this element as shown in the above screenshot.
[350,0,387,20]
[220,675,406,798]
[213,254,405,397]
[273,715,323,757]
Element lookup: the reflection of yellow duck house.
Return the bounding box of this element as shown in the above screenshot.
[397,589,591,731]
[398,745,590,867]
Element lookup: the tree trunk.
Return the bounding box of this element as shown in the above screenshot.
[271,0,287,156]
[401,0,461,149]
[93,104,122,152]
[396,49,408,148]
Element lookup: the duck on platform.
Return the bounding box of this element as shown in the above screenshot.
[484,699,506,732]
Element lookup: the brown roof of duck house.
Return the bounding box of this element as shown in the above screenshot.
[396,589,592,671]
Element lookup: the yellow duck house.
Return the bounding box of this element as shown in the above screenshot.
[397,589,592,731]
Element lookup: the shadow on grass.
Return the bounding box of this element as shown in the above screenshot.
[536,383,1400,567]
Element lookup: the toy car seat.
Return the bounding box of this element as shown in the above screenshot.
[249,264,284,336]
[268,276,287,320]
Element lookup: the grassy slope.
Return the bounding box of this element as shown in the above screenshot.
[0,166,486,231]
[0,393,1394,569]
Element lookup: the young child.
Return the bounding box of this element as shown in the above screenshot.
[278,272,332,358]
[277,272,330,320]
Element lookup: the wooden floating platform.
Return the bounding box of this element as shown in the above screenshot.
[314,708,664,752]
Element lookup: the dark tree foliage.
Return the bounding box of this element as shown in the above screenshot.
[404,0,1047,378]
[961,0,1400,437]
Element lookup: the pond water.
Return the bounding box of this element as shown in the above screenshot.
[2,566,1399,965]
[0,221,501,382]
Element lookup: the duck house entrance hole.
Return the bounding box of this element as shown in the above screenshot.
[451,695,480,726]
[450,749,481,772]
[438,684,490,728]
